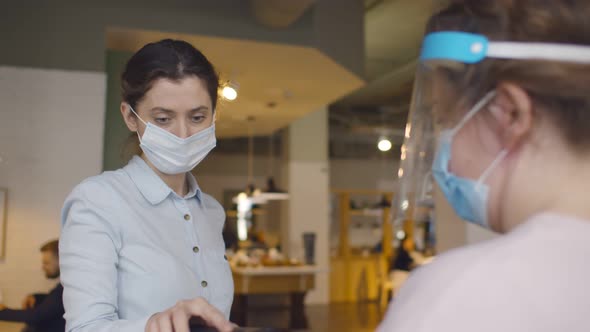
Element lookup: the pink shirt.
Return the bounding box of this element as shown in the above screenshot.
[378,213,590,332]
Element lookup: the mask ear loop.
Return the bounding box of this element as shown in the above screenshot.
[450,91,497,136]
[474,96,509,190]
[446,91,506,191]
[478,149,508,184]
[127,104,148,142]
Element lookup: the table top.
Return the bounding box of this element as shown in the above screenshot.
[231,265,323,276]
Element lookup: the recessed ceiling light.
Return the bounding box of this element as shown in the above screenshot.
[221,81,239,101]
[222,86,237,101]
[377,137,392,152]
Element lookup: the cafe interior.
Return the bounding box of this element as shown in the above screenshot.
[0,1,500,331]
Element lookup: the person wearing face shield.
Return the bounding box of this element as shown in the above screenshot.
[378,1,590,331]
[59,40,236,332]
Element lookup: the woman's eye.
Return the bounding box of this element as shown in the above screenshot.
[192,115,205,123]
[155,118,170,124]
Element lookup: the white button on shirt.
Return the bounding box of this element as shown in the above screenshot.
[59,156,234,332]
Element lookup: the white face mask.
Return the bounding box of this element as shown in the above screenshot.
[128,105,216,175]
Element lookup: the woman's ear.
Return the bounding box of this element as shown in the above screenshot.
[489,82,534,150]
[120,102,139,132]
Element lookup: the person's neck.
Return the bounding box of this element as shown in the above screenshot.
[140,154,188,196]
[502,145,590,231]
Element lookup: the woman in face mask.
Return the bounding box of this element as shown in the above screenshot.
[379,1,590,331]
[59,40,235,332]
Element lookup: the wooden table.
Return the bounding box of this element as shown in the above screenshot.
[231,265,321,329]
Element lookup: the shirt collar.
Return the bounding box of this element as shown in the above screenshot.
[185,171,203,201]
[124,156,202,205]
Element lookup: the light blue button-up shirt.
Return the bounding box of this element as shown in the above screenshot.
[59,156,233,332]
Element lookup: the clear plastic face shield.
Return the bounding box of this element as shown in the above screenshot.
[394,31,590,249]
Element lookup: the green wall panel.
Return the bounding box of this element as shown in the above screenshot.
[103,50,134,171]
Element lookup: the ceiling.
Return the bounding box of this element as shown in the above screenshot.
[326,0,440,159]
[107,27,364,138]
[334,0,438,109]
[365,0,435,81]
[105,0,446,159]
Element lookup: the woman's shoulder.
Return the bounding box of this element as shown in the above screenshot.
[65,168,132,205]
[380,237,522,331]
[60,171,131,250]
[390,222,569,313]
[382,223,590,332]
[394,236,515,301]
[199,192,225,214]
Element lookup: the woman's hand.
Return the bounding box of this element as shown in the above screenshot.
[145,297,236,332]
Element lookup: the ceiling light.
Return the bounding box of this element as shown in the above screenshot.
[222,85,238,101]
[221,80,239,101]
[377,138,392,152]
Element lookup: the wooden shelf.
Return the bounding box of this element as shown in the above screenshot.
[331,189,391,196]
[225,209,266,218]
[349,209,384,217]
[330,189,394,304]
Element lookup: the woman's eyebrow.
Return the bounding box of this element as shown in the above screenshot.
[149,106,210,113]
[188,106,210,113]
[149,107,175,114]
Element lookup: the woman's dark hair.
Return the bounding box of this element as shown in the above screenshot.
[121,39,220,111]
[427,0,590,151]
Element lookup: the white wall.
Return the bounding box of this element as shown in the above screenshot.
[0,66,105,331]
[285,160,330,303]
[280,109,331,305]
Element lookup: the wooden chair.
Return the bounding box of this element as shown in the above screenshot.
[376,256,411,309]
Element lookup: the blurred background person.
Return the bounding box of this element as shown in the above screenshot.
[0,239,65,332]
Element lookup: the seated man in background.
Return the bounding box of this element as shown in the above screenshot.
[391,235,416,272]
[387,236,414,298]
[0,239,65,332]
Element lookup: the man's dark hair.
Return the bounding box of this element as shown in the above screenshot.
[40,239,59,257]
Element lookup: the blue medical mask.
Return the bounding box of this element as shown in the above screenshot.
[432,91,508,228]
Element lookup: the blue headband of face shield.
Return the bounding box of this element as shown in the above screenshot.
[420,31,590,64]
[410,32,590,228]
